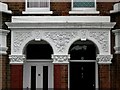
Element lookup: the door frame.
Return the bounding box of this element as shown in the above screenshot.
[23,60,54,89]
[68,60,99,89]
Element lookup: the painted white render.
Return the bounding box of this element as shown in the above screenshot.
[6,16,115,64]
[0,29,9,55]
[0,2,12,14]
[110,2,120,13]
[113,29,120,54]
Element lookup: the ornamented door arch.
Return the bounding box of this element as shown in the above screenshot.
[6,16,115,64]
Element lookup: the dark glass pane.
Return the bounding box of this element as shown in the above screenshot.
[70,62,95,90]
[69,44,96,60]
[73,2,95,8]
[43,66,48,90]
[31,66,36,90]
[26,44,53,59]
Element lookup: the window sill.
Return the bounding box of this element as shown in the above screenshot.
[22,11,53,14]
[69,10,100,14]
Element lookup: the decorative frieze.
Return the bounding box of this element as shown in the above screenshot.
[45,32,77,53]
[89,31,109,52]
[96,55,113,64]
[9,55,25,64]
[52,54,70,64]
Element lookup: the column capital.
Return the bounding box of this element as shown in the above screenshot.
[9,55,25,65]
[52,54,70,64]
[96,54,113,64]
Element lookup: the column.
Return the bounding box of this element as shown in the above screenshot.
[9,55,25,90]
[112,29,120,90]
[0,29,9,90]
[97,54,113,89]
[52,54,70,90]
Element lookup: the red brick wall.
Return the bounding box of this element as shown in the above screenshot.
[111,54,120,90]
[10,65,23,90]
[99,65,111,89]
[2,1,120,90]
[97,2,115,16]
[5,1,116,16]
[51,2,71,16]
[0,55,7,89]
[54,65,68,90]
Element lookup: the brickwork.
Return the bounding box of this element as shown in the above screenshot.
[0,55,8,90]
[99,65,111,89]
[4,2,116,16]
[51,2,71,16]
[111,54,120,90]
[10,65,23,90]
[111,12,120,29]
[54,65,68,90]
[1,11,11,90]
[5,1,25,15]
[1,1,120,90]
[97,2,115,16]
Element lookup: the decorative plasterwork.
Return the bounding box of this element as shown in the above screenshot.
[96,54,113,64]
[9,55,25,64]
[80,30,87,41]
[6,16,116,64]
[52,54,70,64]
[89,31,109,53]
[11,30,111,56]
[33,30,42,41]
[13,31,32,53]
[45,32,77,53]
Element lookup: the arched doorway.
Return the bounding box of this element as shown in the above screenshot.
[69,40,98,90]
[23,40,53,89]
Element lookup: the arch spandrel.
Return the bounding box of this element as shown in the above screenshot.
[11,30,55,55]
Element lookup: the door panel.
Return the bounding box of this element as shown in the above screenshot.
[43,66,48,90]
[31,66,36,90]
[23,62,53,89]
[70,62,95,90]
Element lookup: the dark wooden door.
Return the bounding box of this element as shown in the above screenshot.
[70,62,95,90]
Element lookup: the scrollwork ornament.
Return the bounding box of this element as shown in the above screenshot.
[89,31,109,52]
[45,32,77,52]
[13,31,32,53]
[97,55,113,64]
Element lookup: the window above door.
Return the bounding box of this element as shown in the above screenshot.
[69,0,99,14]
[22,0,53,14]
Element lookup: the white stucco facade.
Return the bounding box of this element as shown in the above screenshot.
[6,16,115,64]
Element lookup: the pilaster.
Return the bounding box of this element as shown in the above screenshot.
[0,29,9,55]
[112,29,120,54]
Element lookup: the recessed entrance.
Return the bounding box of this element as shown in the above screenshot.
[69,40,98,90]
[70,62,95,90]
[23,40,53,89]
